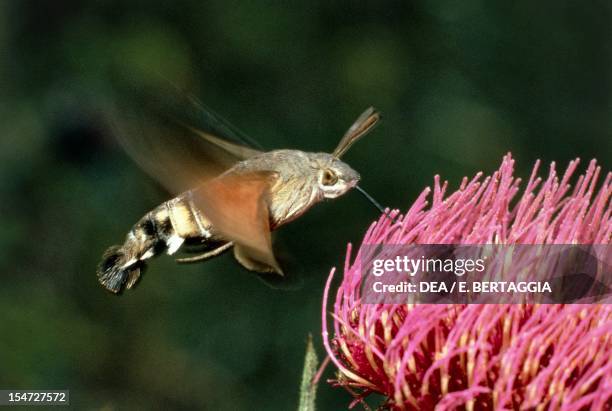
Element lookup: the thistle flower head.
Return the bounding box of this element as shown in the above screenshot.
[322,154,611,410]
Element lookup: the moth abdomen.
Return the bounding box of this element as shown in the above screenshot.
[97,244,145,293]
[96,212,161,293]
[97,194,219,293]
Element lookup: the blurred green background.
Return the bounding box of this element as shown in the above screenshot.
[0,1,610,409]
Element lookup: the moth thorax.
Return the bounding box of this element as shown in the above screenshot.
[268,176,319,227]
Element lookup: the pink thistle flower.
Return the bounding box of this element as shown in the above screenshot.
[322,154,611,410]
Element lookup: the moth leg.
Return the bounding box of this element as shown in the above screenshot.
[176,241,233,264]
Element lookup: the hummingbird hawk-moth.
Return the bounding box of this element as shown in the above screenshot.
[97,90,382,294]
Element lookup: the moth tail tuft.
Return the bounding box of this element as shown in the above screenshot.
[97,245,144,294]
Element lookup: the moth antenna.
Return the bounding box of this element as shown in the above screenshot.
[355,185,397,224]
[333,107,381,158]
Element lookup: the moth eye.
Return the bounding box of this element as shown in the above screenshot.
[322,169,339,186]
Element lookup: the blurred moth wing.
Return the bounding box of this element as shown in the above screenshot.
[195,171,282,275]
[187,126,262,162]
[111,88,263,194]
[333,107,380,158]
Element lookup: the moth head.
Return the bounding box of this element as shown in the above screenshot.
[310,153,360,199]
[312,106,380,199]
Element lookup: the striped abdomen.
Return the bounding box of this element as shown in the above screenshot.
[97,191,226,293]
